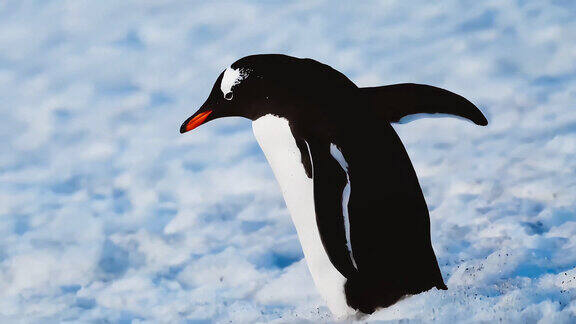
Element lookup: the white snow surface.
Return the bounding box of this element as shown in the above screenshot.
[0,1,575,323]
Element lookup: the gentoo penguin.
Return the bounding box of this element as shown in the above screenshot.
[180,54,487,317]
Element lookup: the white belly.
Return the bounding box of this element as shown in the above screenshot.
[252,114,355,317]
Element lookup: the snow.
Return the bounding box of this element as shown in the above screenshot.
[0,0,575,323]
[397,113,478,125]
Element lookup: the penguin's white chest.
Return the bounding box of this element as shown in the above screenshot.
[252,114,355,317]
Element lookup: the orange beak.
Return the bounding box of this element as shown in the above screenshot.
[180,110,213,133]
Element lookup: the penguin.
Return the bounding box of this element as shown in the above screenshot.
[180,54,488,317]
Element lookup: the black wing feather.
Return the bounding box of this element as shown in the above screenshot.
[361,83,488,126]
[306,140,358,279]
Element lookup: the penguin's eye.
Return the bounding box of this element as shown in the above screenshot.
[224,92,233,100]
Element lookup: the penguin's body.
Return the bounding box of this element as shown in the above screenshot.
[180,54,487,317]
[253,115,353,315]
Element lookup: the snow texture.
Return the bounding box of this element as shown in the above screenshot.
[0,1,575,323]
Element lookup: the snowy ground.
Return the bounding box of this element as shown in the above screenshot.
[1,1,575,323]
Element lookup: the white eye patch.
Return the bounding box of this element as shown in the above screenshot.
[220,67,249,97]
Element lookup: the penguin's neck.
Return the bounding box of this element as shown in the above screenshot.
[252,114,355,317]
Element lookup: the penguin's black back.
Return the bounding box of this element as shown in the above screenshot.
[344,121,446,313]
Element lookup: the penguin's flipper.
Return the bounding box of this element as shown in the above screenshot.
[306,140,358,280]
[360,83,488,126]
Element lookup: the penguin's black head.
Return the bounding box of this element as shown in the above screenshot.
[180,57,268,133]
[180,54,357,133]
